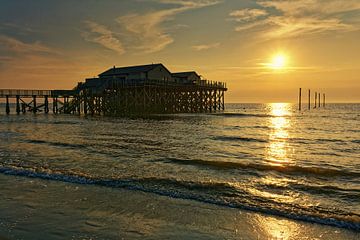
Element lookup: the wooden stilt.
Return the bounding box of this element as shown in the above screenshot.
[44,95,49,113]
[16,95,20,114]
[5,95,10,114]
[308,89,311,110]
[32,95,37,113]
[21,103,26,113]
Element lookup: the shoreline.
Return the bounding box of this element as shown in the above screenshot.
[0,174,359,239]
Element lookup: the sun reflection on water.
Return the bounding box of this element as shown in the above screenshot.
[266,103,292,166]
[257,103,299,239]
[252,214,300,240]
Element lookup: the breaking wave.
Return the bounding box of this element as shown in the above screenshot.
[0,165,359,231]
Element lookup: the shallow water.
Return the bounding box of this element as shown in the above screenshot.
[0,103,359,238]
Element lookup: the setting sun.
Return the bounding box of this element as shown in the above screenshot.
[269,54,287,69]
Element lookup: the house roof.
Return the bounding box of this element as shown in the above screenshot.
[171,71,200,78]
[99,63,167,77]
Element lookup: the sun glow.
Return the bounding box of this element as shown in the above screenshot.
[269,53,287,69]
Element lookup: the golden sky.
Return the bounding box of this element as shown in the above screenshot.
[0,0,359,102]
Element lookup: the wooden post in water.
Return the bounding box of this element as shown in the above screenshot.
[32,95,37,113]
[298,88,302,111]
[222,91,225,110]
[314,91,317,108]
[5,95,10,114]
[16,95,20,114]
[83,94,88,115]
[21,103,26,113]
[63,97,67,113]
[44,95,49,113]
[323,94,326,108]
[318,92,321,108]
[53,97,58,114]
[308,89,311,110]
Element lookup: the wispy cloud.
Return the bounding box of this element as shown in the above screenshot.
[229,8,268,22]
[258,0,360,15]
[0,35,58,54]
[192,42,220,51]
[116,0,221,53]
[0,34,90,88]
[83,20,125,55]
[116,9,177,53]
[230,0,360,39]
[81,0,221,54]
[152,0,221,8]
[0,22,37,34]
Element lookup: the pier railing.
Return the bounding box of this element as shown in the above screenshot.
[0,89,52,97]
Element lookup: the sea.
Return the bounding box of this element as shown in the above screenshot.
[0,103,359,239]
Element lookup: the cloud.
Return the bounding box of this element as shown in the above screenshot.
[152,0,221,8]
[83,20,125,55]
[0,35,58,54]
[230,0,360,39]
[116,9,177,53]
[81,1,220,54]
[229,9,268,22]
[0,22,37,34]
[192,42,220,51]
[258,0,360,16]
[114,0,221,53]
[0,35,93,89]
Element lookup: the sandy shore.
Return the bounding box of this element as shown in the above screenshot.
[0,174,359,239]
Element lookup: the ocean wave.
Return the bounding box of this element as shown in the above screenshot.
[23,139,87,149]
[212,136,268,143]
[262,181,360,201]
[52,120,82,125]
[316,138,346,143]
[158,158,360,178]
[214,113,291,118]
[0,165,359,231]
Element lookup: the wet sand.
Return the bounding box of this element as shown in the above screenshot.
[0,174,359,239]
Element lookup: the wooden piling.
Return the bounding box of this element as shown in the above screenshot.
[5,95,10,114]
[44,95,49,113]
[21,103,26,113]
[308,89,311,110]
[32,95,37,113]
[318,92,321,108]
[16,95,20,114]
[314,92,317,108]
[323,94,326,108]
[298,88,302,111]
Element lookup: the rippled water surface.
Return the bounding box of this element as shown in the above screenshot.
[0,103,359,238]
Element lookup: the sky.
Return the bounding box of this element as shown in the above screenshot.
[0,0,359,103]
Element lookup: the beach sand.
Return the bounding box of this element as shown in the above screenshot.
[0,174,358,239]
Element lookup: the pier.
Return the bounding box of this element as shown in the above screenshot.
[0,64,227,115]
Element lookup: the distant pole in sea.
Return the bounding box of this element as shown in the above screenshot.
[308,89,311,110]
[299,88,302,111]
[318,92,321,108]
[323,94,326,108]
[314,91,317,108]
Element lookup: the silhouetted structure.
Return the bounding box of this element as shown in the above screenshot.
[0,63,227,115]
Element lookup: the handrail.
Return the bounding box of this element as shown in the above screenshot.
[0,89,52,97]
[0,79,227,97]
